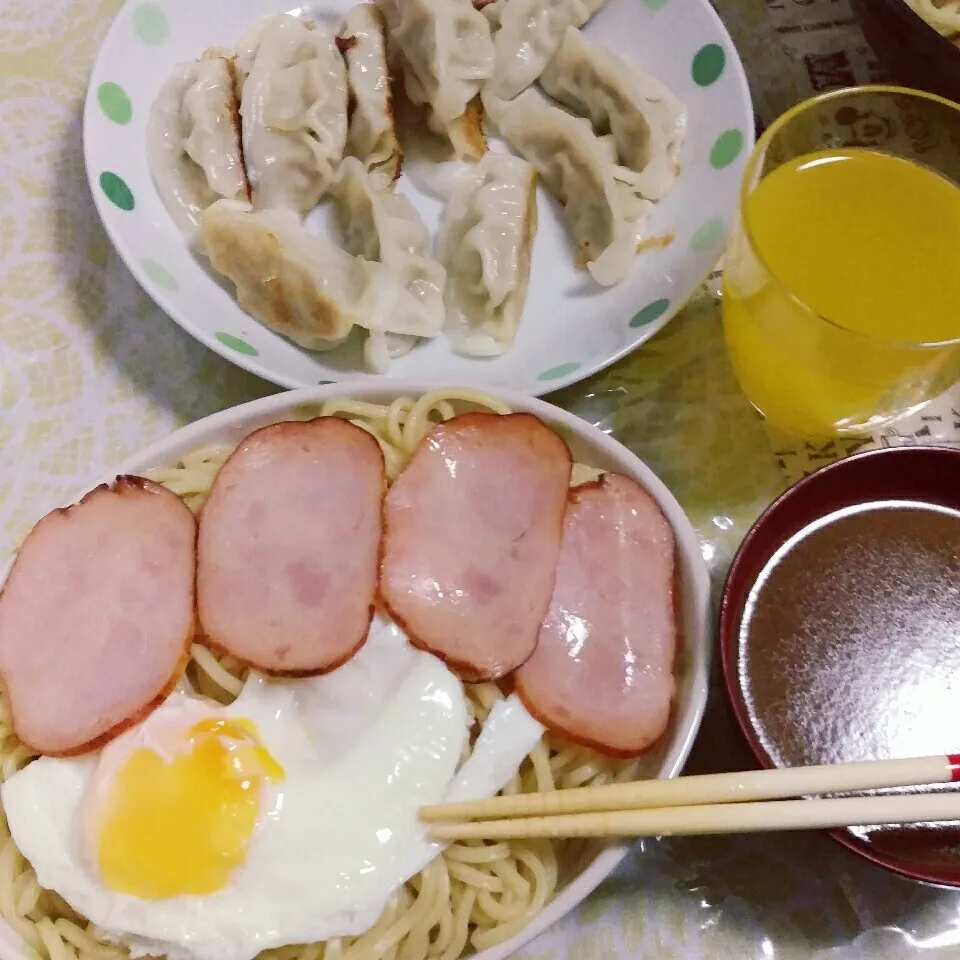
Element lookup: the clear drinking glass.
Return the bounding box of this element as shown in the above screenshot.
[721,86,960,438]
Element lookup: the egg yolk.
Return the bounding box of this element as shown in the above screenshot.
[95,718,284,899]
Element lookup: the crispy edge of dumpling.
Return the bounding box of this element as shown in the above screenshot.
[222,55,253,203]
[445,96,486,160]
[199,204,355,349]
[146,52,250,236]
[337,5,403,183]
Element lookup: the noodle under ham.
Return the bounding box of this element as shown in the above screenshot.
[0,389,645,960]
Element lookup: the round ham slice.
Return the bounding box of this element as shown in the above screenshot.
[514,473,677,758]
[197,417,384,675]
[0,477,196,756]
[380,412,571,681]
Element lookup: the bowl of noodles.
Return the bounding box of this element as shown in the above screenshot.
[852,0,960,102]
[0,382,711,960]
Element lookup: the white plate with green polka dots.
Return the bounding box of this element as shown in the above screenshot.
[83,0,752,394]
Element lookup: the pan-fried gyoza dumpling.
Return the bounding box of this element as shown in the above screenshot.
[485,88,642,286]
[147,51,249,237]
[199,200,417,352]
[338,4,401,185]
[330,157,446,371]
[238,14,348,213]
[539,28,685,200]
[436,153,537,356]
[378,0,494,158]
[486,0,607,101]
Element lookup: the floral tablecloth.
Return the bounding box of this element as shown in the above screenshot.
[3,0,960,957]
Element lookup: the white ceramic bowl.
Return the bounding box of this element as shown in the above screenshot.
[0,382,711,960]
[83,0,753,394]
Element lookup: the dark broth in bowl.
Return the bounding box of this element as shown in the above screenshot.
[738,500,960,879]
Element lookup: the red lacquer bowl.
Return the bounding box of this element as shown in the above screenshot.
[719,445,960,887]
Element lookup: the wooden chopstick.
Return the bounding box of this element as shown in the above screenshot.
[420,753,960,822]
[428,791,960,841]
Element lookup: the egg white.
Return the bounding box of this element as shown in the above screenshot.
[2,616,544,960]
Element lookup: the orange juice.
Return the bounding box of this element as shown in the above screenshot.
[722,148,960,436]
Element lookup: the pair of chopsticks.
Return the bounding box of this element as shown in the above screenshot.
[421,753,960,840]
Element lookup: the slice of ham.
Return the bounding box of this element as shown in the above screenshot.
[0,478,196,756]
[198,418,384,675]
[380,412,571,680]
[514,473,677,758]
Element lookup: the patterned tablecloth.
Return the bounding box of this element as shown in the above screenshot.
[3,0,960,957]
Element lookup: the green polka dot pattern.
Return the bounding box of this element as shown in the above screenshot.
[710,129,744,169]
[692,43,725,86]
[132,3,169,45]
[216,332,259,356]
[97,82,132,124]
[537,362,582,382]
[141,260,178,291]
[99,172,134,211]
[690,218,727,254]
[630,299,671,329]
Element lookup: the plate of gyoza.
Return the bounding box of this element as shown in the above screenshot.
[83,0,752,392]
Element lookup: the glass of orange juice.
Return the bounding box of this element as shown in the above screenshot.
[722,86,960,437]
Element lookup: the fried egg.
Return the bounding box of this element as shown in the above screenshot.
[2,616,543,960]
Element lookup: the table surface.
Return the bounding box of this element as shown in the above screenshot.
[3,0,960,958]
